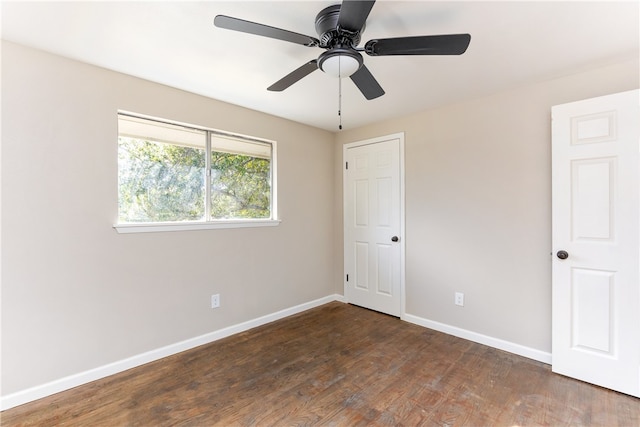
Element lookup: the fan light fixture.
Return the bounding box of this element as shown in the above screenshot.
[318,48,363,78]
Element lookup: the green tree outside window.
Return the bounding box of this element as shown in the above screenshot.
[117,116,272,223]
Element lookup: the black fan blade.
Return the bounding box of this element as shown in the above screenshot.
[365,34,471,56]
[214,15,319,47]
[337,0,376,33]
[350,65,384,100]
[268,60,319,91]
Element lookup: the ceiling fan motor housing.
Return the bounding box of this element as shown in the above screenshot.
[315,4,363,48]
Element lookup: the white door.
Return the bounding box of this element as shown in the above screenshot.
[344,134,403,317]
[551,89,639,397]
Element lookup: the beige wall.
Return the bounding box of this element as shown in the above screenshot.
[334,59,640,352]
[3,38,638,400]
[1,41,335,395]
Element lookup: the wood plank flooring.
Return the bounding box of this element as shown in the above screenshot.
[2,302,639,426]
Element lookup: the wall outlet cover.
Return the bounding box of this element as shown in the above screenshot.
[211,294,220,308]
[455,292,464,307]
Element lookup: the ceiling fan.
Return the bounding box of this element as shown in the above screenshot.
[214,0,471,101]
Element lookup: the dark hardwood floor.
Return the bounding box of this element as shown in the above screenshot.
[2,302,639,426]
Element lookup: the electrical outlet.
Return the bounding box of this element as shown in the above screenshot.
[455,292,464,307]
[211,294,220,308]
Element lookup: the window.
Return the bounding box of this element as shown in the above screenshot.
[115,113,277,232]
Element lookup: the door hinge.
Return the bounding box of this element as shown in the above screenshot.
[345,161,348,170]
[346,274,349,282]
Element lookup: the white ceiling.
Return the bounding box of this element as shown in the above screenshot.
[2,1,638,131]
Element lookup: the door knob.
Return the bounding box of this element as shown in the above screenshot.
[391,236,399,242]
[556,250,569,260]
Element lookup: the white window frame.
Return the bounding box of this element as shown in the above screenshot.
[114,111,279,234]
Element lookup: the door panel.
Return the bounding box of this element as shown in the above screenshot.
[571,158,615,240]
[376,244,392,295]
[355,179,369,226]
[355,242,369,290]
[571,268,613,353]
[344,136,403,316]
[552,89,639,397]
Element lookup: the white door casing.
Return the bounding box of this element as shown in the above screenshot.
[551,89,639,397]
[344,134,404,317]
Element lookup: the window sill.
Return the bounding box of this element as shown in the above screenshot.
[113,219,281,234]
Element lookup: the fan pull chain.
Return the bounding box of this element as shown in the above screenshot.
[338,59,343,130]
[338,77,343,130]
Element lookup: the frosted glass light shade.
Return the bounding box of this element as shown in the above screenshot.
[320,55,360,78]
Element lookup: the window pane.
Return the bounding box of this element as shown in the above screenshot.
[118,137,206,222]
[117,113,275,225]
[210,150,271,219]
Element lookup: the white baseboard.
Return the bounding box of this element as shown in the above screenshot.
[402,313,552,364]
[2,296,549,411]
[1,294,343,411]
